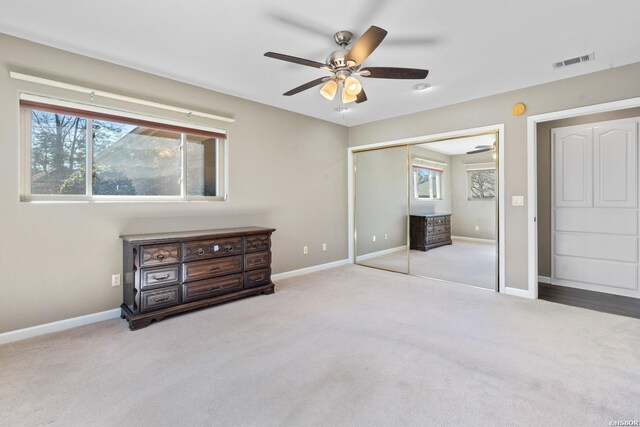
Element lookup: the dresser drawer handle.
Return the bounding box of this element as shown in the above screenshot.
[208,266,222,272]
[208,286,223,291]
[153,296,171,303]
[255,242,263,248]
[254,275,265,281]
[156,254,165,260]
[197,248,205,256]
[225,245,234,252]
[151,274,170,281]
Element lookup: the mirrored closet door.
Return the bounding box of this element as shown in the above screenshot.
[353,133,499,291]
[354,145,409,274]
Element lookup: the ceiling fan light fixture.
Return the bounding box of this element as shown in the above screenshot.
[344,76,362,96]
[341,87,358,104]
[320,80,337,100]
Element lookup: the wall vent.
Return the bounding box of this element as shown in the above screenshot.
[552,53,595,69]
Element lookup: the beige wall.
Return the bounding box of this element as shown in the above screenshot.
[355,146,407,256]
[450,151,496,240]
[0,34,349,333]
[536,107,640,277]
[350,61,640,291]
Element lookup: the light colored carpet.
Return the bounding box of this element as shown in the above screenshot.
[1,265,639,426]
[359,238,496,289]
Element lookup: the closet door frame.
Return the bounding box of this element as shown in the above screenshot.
[347,124,506,294]
[527,96,640,300]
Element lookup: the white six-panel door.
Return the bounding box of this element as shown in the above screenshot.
[552,118,640,298]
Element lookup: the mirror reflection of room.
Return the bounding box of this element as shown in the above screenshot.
[409,135,497,289]
[354,146,409,274]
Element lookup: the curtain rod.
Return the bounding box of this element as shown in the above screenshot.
[9,71,235,123]
[412,156,448,166]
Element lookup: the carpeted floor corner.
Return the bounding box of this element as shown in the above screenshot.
[0,265,638,426]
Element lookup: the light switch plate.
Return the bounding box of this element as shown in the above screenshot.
[512,195,525,206]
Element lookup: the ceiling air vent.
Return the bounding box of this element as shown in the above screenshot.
[552,53,595,69]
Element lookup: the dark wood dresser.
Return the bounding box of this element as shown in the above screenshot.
[410,214,452,251]
[120,226,275,330]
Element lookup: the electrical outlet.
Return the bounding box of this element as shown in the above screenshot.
[303,246,308,255]
[373,235,376,242]
[384,233,388,240]
[111,274,121,287]
[322,243,327,251]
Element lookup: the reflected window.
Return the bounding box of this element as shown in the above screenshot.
[413,165,442,199]
[467,168,496,200]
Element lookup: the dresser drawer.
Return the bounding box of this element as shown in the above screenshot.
[245,251,271,271]
[245,268,271,289]
[433,224,450,235]
[183,255,243,282]
[245,234,270,253]
[141,265,180,289]
[140,244,180,267]
[434,216,446,226]
[427,234,451,244]
[140,286,180,312]
[182,274,243,303]
[182,237,243,262]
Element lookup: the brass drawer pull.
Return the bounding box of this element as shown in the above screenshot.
[197,248,205,256]
[151,274,170,281]
[153,296,170,303]
[208,266,222,272]
[225,245,234,251]
[156,253,165,260]
[208,286,223,291]
[254,275,265,281]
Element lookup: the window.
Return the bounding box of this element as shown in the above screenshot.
[413,165,442,199]
[21,97,227,201]
[467,168,496,200]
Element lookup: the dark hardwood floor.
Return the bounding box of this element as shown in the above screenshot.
[539,283,640,319]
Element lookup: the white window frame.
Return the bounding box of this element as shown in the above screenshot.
[413,164,443,200]
[466,167,496,201]
[20,94,229,202]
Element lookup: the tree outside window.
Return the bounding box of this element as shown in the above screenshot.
[467,168,496,200]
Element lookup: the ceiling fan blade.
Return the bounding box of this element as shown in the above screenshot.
[345,26,388,65]
[355,88,368,104]
[360,67,429,79]
[264,52,327,69]
[283,76,332,96]
[466,148,492,154]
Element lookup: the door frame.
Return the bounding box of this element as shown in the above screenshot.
[348,123,506,293]
[527,96,640,299]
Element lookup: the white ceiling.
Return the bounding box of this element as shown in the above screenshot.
[418,134,496,155]
[1,0,640,127]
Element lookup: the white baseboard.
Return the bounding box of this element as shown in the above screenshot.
[505,286,534,299]
[0,259,352,346]
[452,236,496,244]
[0,308,121,346]
[270,258,350,281]
[355,245,406,262]
[538,275,551,284]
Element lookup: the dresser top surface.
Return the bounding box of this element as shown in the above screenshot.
[121,226,276,243]
[410,213,452,218]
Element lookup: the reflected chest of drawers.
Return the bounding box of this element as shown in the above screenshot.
[120,227,275,330]
[410,214,452,251]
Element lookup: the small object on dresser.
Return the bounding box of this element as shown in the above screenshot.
[120,226,275,330]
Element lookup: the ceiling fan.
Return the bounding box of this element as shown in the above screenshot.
[467,143,496,155]
[264,26,429,104]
